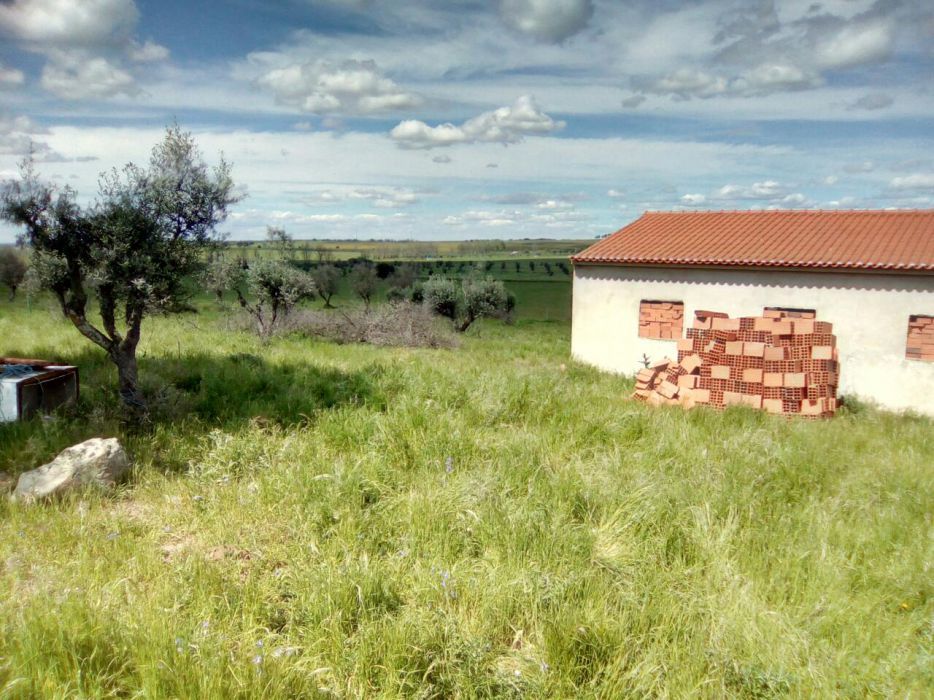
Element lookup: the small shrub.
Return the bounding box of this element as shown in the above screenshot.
[276,302,457,348]
[350,263,378,309]
[311,263,341,308]
[226,259,316,340]
[423,275,511,332]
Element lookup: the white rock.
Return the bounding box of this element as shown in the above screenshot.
[13,438,130,502]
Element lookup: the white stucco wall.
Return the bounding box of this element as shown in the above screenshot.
[571,264,934,415]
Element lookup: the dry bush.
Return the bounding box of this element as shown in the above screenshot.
[235,301,458,348]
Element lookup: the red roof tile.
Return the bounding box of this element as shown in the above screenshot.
[572,210,934,272]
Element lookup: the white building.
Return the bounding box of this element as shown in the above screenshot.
[571,210,934,415]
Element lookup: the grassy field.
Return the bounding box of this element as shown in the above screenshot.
[271,259,574,323]
[0,295,931,698]
[229,238,592,263]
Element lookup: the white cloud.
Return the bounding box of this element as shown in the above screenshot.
[650,68,729,99]
[499,0,594,43]
[644,63,819,100]
[680,193,707,205]
[350,187,420,208]
[0,0,167,100]
[889,174,934,191]
[254,58,420,115]
[0,0,138,46]
[443,204,588,229]
[738,63,819,93]
[128,39,170,63]
[390,95,564,149]
[816,18,895,70]
[0,63,24,88]
[536,199,574,210]
[304,185,424,209]
[40,50,138,100]
[626,2,907,103]
[0,114,55,158]
[713,180,789,200]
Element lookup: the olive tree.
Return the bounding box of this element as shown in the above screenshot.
[266,225,294,259]
[0,248,27,301]
[311,263,340,308]
[350,263,378,310]
[422,275,511,332]
[0,126,239,414]
[225,259,315,340]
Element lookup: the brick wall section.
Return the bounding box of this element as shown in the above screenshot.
[633,309,838,418]
[906,315,934,362]
[764,307,816,320]
[638,300,684,339]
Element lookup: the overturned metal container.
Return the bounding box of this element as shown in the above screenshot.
[0,358,79,423]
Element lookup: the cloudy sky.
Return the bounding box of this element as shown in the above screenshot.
[1,0,933,242]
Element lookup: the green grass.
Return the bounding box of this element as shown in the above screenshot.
[0,296,931,698]
[231,238,591,263]
[267,259,573,322]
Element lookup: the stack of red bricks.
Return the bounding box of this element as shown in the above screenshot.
[633,309,839,418]
[638,301,684,339]
[906,315,934,361]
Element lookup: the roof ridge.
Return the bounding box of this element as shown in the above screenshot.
[573,209,934,271]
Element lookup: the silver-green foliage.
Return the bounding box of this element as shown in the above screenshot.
[225,259,316,340]
[423,275,511,331]
[0,125,238,409]
[0,247,27,300]
[311,263,341,308]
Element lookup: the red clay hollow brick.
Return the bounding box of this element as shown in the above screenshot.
[711,365,731,380]
[762,398,784,414]
[743,342,766,357]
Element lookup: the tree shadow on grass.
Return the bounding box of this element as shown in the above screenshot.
[0,345,384,475]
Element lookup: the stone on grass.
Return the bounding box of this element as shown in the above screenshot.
[13,438,130,502]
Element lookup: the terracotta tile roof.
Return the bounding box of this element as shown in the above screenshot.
[572,210,934,272]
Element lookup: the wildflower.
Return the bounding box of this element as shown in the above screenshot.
[444,456,454,474]
[105,531,120,541]
[175,637,186,654]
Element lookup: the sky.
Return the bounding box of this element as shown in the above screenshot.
[1,0,933,243]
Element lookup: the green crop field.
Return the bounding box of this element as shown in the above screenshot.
[0,290,931,697]
[228,238,592,263]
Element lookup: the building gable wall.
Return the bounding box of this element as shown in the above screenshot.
[572,264,934,415]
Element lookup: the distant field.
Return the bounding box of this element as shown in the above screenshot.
[224,238,593,263]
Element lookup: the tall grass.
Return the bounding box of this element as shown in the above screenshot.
[0,297,931,697]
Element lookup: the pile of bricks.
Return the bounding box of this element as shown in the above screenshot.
[633,310,839,417]
[906,315,934,361]
[638,301,684,339]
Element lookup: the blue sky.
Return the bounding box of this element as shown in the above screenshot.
[1,0,933,242]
